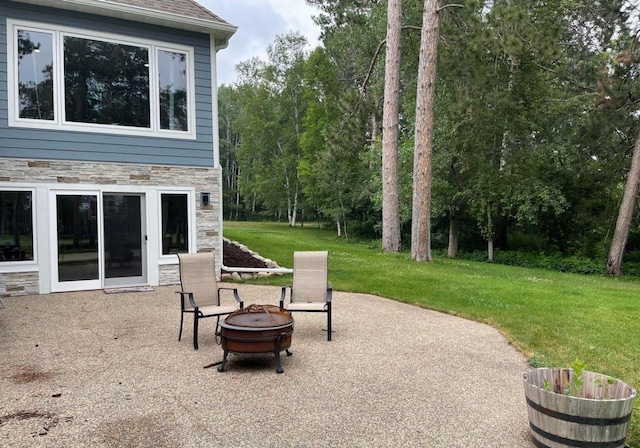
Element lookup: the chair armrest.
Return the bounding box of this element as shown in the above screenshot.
[327,286,333,303]
[280,285,292,308]
[176,290,198,309]
[218,287,244,308]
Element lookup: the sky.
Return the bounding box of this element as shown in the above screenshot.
[198,0,323,86]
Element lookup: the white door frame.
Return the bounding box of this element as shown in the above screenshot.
[49,189,102,292]
[49,189,149,292]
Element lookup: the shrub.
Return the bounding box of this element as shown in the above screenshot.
[454,250,606,275]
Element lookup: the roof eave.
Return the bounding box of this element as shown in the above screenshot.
[9,0,237,42]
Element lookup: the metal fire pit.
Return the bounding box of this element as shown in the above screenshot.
[216,304,294,373]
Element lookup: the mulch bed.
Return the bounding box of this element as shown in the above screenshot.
[222,240,268,272]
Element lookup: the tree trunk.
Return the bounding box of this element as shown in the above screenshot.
[284,172,297,227]
[494,54,518,250]
[411,0,440,262]
[291,190,298,227]
[607,132,640,275]
[382,0,402,253]
[447,209,458,258]
[342,217,349,240]
[369,114,378,170]
[488,238,494,262]
[487,204,494,261]
[499,54,518,174]
[234,165,241,220]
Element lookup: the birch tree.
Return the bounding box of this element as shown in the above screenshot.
[234,34,308,226]
[218,85,242,220]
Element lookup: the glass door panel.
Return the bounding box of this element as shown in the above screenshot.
[103,194,143,281]
[56,194,99,283]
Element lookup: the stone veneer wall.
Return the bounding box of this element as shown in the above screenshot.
[159,264,181,286]
[0,272,39,297]
[0,158,221,296]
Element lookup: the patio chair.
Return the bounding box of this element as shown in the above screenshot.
[280,250,333,341]
[177,252,243,350]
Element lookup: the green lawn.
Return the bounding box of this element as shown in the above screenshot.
[223,221,640,446]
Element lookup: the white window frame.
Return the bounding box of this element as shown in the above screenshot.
[0,187,37,270]
[7,19,196,140]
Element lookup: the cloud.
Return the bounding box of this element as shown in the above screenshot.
[198,0,321,85]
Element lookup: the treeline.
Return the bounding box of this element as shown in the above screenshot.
[218,0,640,269]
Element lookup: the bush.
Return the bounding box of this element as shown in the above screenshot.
[454,250,607,275]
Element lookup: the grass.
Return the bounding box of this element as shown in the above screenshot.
[223,221,640,446]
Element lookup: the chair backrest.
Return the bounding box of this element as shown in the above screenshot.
[291,251,328,303]
[177,252,219,309]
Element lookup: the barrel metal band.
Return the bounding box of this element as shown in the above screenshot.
[530,423,627,448]
[526,397,632,426]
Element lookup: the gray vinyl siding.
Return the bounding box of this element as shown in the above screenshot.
[0,2,216,168]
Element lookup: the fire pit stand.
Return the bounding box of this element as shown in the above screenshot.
[216,305,294,373]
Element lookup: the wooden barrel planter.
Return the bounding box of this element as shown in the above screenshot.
[523,368,636,448]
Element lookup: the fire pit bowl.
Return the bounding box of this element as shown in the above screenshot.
[216,304,294,373]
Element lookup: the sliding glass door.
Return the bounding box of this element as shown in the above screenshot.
[51,191,146,291]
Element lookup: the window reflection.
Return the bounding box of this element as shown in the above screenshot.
[64,36,150,128]
[0,191,34,262]
[158,50,188,131]
[104,195,142,279]
[18,30,54,120]
[56,195,99,282]
[161,194,188,254]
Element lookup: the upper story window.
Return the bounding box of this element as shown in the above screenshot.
[158,50,189,132]
[64,36,151,128]
[18,29,54,121]
[8,20,196,139]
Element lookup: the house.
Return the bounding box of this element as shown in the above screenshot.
[0,0,236,296]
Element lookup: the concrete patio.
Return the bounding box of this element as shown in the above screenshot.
[0,284,532,447]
